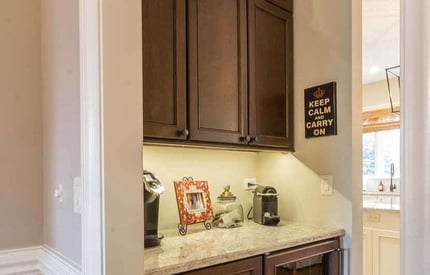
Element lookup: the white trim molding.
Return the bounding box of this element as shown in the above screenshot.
[39,247,81,275]
[0,247,40,275]
[79,0,105,274]
[0,246,81,275]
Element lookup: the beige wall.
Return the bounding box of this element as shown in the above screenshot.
[41,0,81,265]
[143,146,258,230]
[101,0,145,274]
[0,0,43,250]
[363,79,399,111]
[285,1,362,273]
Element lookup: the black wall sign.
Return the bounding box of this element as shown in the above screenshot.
[304,82,337,138]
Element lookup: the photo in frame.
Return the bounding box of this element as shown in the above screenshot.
[174,178,214,235]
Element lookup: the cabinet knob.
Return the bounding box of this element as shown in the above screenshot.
[251,136,258,143]
[180,129,189,136]
[240,136,251,142]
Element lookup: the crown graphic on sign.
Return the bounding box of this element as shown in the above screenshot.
[313,88,325,99]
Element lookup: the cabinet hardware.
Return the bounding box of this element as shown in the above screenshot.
[251,136,258,143]
[180,129,190,136]
[240,136,252,142]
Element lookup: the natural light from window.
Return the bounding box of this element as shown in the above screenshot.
[363,128,400,178]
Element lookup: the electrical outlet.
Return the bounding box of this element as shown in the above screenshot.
[243,178,257,190]
[320,175,334,196]
[367,212,381,222]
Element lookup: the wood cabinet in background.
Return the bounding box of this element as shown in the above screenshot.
[143,0,294,150]
[363,209,400,275]
[180,238,340,275]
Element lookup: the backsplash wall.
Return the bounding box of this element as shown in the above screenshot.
[142,145,259,230]
[142,145,341,231]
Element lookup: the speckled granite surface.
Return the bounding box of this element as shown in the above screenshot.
[144,221,345,274]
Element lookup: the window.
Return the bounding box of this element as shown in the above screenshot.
[362,129,400,178]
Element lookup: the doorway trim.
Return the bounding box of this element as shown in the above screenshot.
[79,0,105,274]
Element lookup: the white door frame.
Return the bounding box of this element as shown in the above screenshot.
[79,0,145,274]
[79,0,104,274]
[400,1,430,274]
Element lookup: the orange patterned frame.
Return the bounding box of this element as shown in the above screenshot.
[174,178,213,235]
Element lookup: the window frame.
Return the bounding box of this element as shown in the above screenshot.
[362,108,400,133]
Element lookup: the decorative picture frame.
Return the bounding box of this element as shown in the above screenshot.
[174,177,214,235]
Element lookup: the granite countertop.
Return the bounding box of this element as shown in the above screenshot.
[144,221,345,274]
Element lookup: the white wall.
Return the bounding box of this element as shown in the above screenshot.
[41,0,81,265]
[0,0,43,250]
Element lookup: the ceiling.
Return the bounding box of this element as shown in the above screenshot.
[362,0,400,84]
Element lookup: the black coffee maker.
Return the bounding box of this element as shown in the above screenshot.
[143,170,164,248]
[253,185,280,225]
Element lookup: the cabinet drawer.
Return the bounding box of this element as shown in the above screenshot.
[181,256,263,275]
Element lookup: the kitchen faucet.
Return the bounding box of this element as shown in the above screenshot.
[390,163,396,192]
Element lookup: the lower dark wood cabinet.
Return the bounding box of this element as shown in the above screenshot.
[181,256,263,275]
[178,238,340,275]
[264,239,341,275]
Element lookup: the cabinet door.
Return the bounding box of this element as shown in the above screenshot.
[188,0,248,144]
[264,239,341,275]
[248,0,294,149]
[142,0,187,139]
[264,0,293,12]
[372,229,400,275]
[182,256,262,275]
[363,227,373,275]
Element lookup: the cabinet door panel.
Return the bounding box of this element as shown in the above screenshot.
[143,0,187,139]
[188,0,248,144]
[248,0,294,149]
[264,0,293,12]
[372,229,400,275]
[264,239,341,275]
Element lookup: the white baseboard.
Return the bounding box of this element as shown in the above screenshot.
[0,246,81,275]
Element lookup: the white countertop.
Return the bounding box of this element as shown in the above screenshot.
[144,220,345,274]
[363,191,400,211]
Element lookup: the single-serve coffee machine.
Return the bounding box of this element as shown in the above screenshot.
[143,170,164,248]
[253,185,280,225]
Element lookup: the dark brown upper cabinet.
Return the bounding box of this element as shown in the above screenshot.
[248,0,294,149]
[188,0,248,144]
[142,0,187,140]
[142,0,294,150]
[264,0,293,12]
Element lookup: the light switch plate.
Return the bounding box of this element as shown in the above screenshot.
[320,175,334,196]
